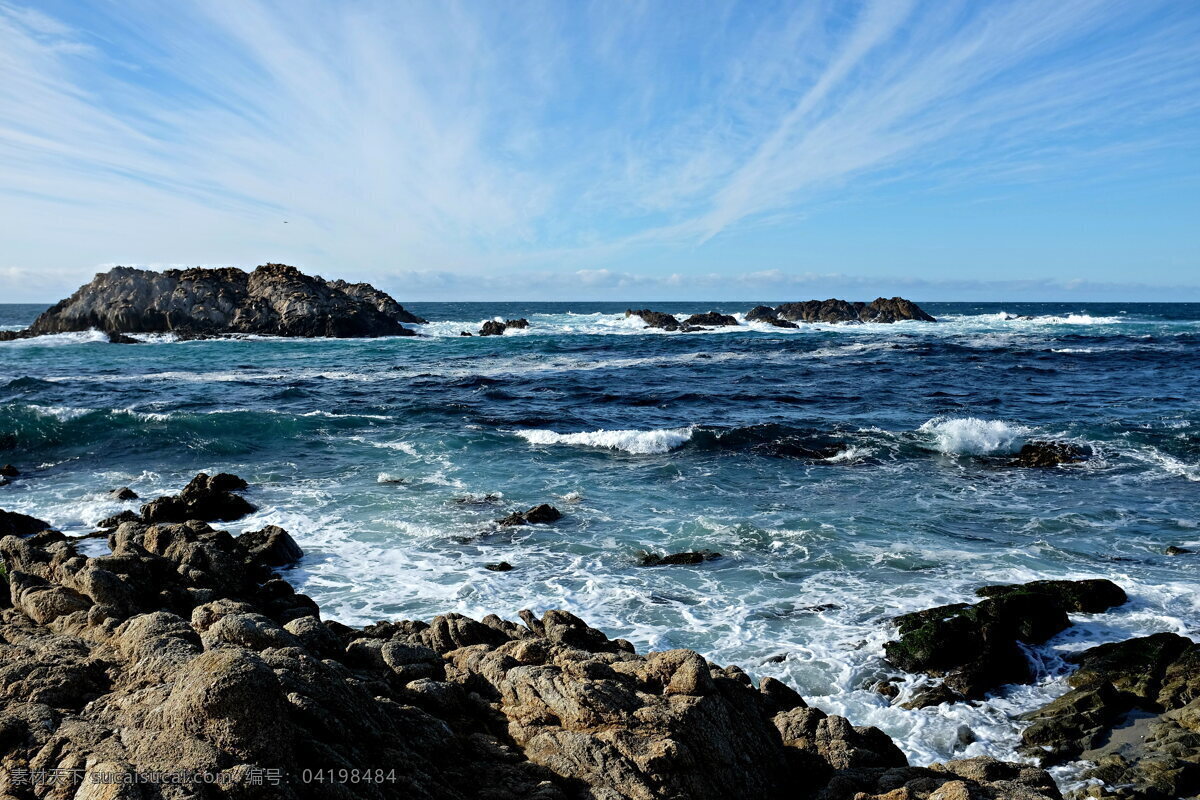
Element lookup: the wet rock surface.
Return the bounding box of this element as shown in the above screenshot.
[1010,441,1090,467]
[0,483,1063,800]
[683,311,739,327]
[7,264,424,340]
[884,580,1126,700]
[479,319,530,336]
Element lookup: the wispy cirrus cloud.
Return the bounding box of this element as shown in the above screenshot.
[0,0,1197,301]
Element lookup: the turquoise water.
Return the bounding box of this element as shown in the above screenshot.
[2,301,1198,774]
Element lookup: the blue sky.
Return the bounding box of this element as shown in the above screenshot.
[1,0,1198,302]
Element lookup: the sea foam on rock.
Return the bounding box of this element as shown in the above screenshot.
[0,482,1064,800]
[0,263,426,341]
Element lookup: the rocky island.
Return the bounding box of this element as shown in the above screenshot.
[626,297,935,331]
[0,264,427,341]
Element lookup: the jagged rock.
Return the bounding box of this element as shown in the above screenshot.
[460,330,473,336]
[637,549,722,566]
[1011,441,1089,467]
[505,318,530,329]
[884,580,1126,700]
[140,472,256,523]
[0,509,52,537]
[15,264,422,339]
[108,487,138,501]
[775,297,936,324]
[625,309,681,330]
[498,504,562,526]
[684,311,739,327]
[480,320,508,336]
[485,562,514,572]
[1166,545,1193,555]
[328,278,427,323]
[236,525,303,567]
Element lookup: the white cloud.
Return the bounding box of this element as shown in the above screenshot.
[0,0,1197,300]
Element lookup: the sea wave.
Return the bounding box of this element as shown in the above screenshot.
[515,426,694,454]
[918,417,1029,455]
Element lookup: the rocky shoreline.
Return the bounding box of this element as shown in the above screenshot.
[2,473,1194,799]
[0,474,1059,799]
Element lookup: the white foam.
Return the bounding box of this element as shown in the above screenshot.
[919,417,1029,455]
[515,427,694,454]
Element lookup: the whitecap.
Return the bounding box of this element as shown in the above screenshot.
[918,417,1029,455]
[515,426,694,454]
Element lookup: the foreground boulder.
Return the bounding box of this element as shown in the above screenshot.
[2,264,425,340]
[773,297,936,324]
[0,488,1063,800]
[884,580,1126,702]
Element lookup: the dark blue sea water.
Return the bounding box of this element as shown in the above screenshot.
[2,301,1198,776]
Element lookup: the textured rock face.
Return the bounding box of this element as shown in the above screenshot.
[16,264,425,339]
[774,297,936,323]
[0,485,1062,800]
[684,311,739,327]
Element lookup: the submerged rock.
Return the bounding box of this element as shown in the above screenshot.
[0,464,20,477]
[485,561,514,572]
[884,579,1126,700]
[12,263,424,339]
[0,482,1062,800]
[108,486,138,501]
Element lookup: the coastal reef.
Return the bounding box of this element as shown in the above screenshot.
[0,264,426,341]
[0,475,1063,800]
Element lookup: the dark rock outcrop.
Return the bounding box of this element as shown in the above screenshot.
[637,550,722,566]
[684,312,739,327]
[108,487,138,501]
[884,579,1126,700]
[8,264,424,340]
[497,504,562,527]
[0,509,52,537]
[0,492,1063,800]
[0,465,19,477]
[773,297,936,324]
[625,309,682,330]
[479,319,529,336]
[139,472,256,524]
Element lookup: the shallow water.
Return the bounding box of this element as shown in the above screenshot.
[2,301,1198,779]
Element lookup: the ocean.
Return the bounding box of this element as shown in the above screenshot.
[2,301,1198,783]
